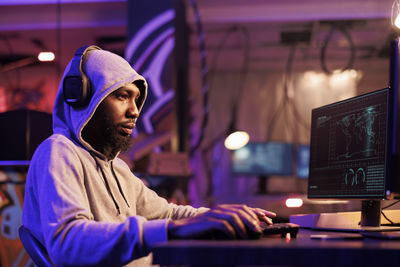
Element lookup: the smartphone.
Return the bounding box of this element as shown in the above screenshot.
[310,233,364,240]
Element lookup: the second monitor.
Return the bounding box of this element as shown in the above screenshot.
[231,142,294,176]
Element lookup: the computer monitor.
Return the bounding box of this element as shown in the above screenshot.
[297,144,310,179]
[231,142,294,176]
[308,87,399,229]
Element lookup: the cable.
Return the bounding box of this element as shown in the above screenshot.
[190,25,238,155]
[207,25,238,132]
[320,24,356,74]
[381,210,395,225]
[380,200,400,225]
[287,88,311,138]
[198,26,250,153]
[189,0,209,156]
[187,0,251,155]
[266,44,296,141]
[230,26,250,131]
[194,26,251,202]
[382,199,400,210]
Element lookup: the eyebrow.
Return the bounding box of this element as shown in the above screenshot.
[114,86,140,97]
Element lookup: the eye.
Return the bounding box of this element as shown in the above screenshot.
[114,91,129,100]
[135,95,141,105]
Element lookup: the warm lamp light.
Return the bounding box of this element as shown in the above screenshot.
[392,0,400,29]
[395,14,400,29]
[38,52,55,62]
[224,130,249,150]
[285,198,303,208]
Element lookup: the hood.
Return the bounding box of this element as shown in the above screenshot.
[53,47,148,155]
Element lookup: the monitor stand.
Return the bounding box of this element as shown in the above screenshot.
[360,200,382,227]
[333,200,400,232]
[290,200,400,232]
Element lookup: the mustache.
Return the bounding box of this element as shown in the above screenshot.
[119,120,136,129]
[120,119,136,124]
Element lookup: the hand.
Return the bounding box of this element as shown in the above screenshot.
[251,207,276,225]
[167,204,276,240]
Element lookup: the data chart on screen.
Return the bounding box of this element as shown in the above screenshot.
[308,88,390,198]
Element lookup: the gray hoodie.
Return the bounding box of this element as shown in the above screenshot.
[22,48,205,267]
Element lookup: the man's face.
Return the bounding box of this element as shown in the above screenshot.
[83,83,141,158]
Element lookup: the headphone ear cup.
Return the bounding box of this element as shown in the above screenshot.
[63,75,87,107]
[63,45,100,107]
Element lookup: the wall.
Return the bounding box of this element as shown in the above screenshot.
[186,19,391,213]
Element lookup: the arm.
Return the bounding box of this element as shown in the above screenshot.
[112,161,274,240]
[133,179,209,220]
[23,136,165,267]
[167,204,276,240]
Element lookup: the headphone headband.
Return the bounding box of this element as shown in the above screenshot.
[63,45,102,107]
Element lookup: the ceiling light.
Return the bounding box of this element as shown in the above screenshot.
[37,52,55,62]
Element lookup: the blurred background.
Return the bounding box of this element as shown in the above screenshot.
[0,0,397,265]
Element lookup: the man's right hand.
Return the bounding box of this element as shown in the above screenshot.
[167,204,276,240]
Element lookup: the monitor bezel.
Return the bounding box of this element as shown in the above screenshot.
[307,87,395,200]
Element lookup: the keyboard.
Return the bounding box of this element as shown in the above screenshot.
[260,222,300,238]
[212,222,300,239]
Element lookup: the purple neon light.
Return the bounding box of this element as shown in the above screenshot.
[0,160,30,166]
[143,90,174,133]
[0,0,123,5]
[133,28,174,71]
[143,37,175,97]
[125,9,175,63]
[141,37,175,133]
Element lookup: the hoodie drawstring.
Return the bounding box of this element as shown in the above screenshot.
[110,161,130,208]
[91,154,121,214]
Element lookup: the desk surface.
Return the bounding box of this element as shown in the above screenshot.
[152,229,400,267]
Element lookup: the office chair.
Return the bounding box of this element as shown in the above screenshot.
[19,225,55,267]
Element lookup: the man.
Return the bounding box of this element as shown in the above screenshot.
[22,46,276,267]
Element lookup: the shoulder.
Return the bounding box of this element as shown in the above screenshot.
[28,134,93,184]
[36,133,76,149]
[31,133,88,164]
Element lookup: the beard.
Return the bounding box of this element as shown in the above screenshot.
[103,115,132,156]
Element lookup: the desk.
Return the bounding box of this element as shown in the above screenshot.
[152,229,400,267]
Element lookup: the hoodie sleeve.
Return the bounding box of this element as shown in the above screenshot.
[23,135,167,267]
[133,176,209,220]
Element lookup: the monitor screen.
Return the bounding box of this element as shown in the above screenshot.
[231,142,293,176]
[297,144,310,179]
[308,88,391,199]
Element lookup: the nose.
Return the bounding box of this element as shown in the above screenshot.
[126,99,139,118]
